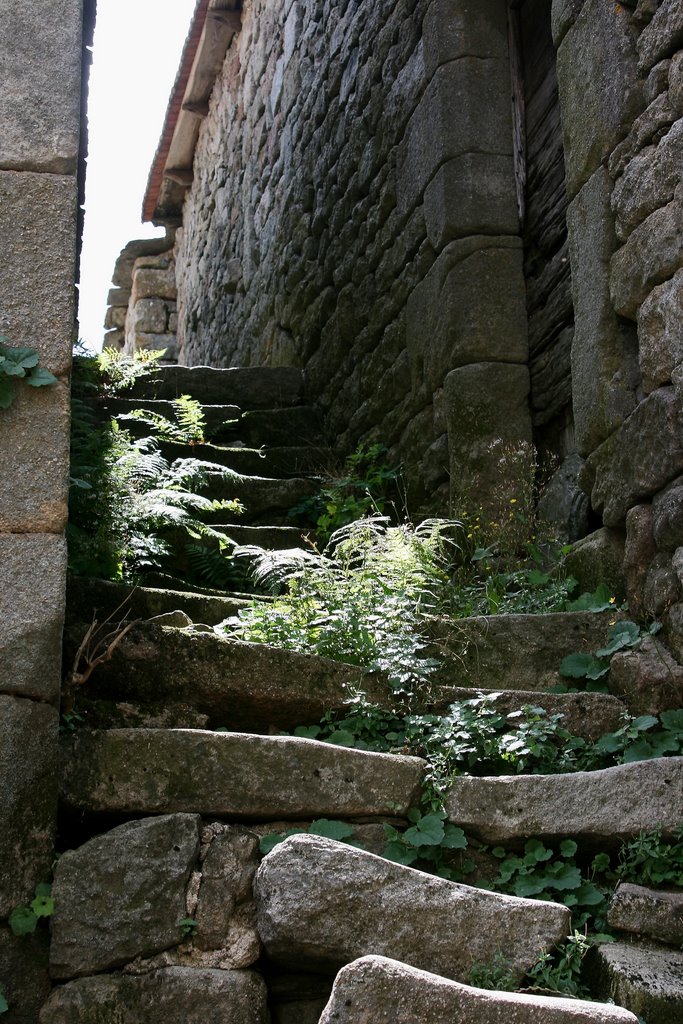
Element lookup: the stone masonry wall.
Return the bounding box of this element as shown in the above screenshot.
[554,0,683,689]
[175,0,530,511]
[104,234,178,361]
[0,1,89,1019]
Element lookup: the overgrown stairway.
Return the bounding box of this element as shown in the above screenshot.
[51,365,683,1024]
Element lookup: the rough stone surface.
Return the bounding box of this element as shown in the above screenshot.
[194,825,260,958]
[444,362,532,516]
[255,835,571,982]
[126,365,304,407]
[608,883,683,946]
[567,167,637,454]
[61,621,392,731]
[59,730,424,818]
[610,187,683,319]
[612,118,683,242]
[0,382,70,533]
[50,814,201,979]
[556,0,643,198]
[564,528,627,602]
[536,454,591,543]
[671,50,683,113]
[624,504,657,617]
[445,757,683,844]
[423,0,510,76]
[0,697,58,916]
[609,91,679,181]
[0,0,82,173]
[585,386,683,526]
[638,0,683,72]
[588,942,683,1024]
[0,171,77,374]
[551,0,587,48]
[39,968,268,1024]
[0,926,51,1024]
[0,533,66,701]
[609,635,683,713]
[638,268,683,392]
[319,955,638,1024]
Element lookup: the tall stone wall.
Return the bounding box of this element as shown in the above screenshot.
[0,1,89,1018]
[554,0,683,677]
[104,234,178,361]
[175,0,529,510]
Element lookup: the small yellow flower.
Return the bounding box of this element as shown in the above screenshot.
[609,597,616,604]
[510,499,517,504]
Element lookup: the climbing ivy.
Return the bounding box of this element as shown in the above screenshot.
[0,337,57,409]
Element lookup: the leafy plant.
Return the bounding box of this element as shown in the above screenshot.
[592,709,683,763]
[97,345,166,392]
[8,883,55,936]
[383,808,470,880]
[120,394,208,445]
[469,953,518,992]
[0,336,58,409]
[259,818,357,855]
[289,444,399,540]
[524,931,593,998]
[177,917,198,938]
[558,620,662,692]
[617,824,683,888]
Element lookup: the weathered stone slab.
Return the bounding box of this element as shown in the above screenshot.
[0,171,77,375]
[319,955,638,1024]
[445,758,683,845]
[671,50,683,114]
[0,0,82,173]
[61,621,391,731]
[609,91,679,181]
[39,967,268,1024]
[0,382,70,533]
[50,815,200,979]
[551,0,587,48]
[126,365,303,407]
[585,386,683,526]
[568,167,637,454]
[430,611,622,694]
[564,527,626,601]
[255,835,571,981]
[424,153,519,248]
[588,942,683,1024]
[423,0,509,77]
[536,454,591,544]
[653,474,683,549]
[637,0,683,73]
[556,0,642,198]
[609,635,683,714]
[612,119,683,242]
[608,883,683,946]
[60,730,424,818]
[194,825,260,957]
[610,189,683,319]
[0,533,66,701]
[0,697,58,916]
[444,362,532,517]
[397,57,512,213]
[638,267,683,392]
[407,241,527,393]
[0,925,51,1024]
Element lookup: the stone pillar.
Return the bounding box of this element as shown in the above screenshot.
[0,1,86,1017]
[399,0,530,515]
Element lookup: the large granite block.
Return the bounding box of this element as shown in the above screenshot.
[423,152,519,248]
[610,187,683,319]
[0,0,82,173]
[0,171,77,375]
[422,0,509,77]
[0,533,66,702]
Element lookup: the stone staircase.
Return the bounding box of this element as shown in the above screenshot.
[49,366,683,1024]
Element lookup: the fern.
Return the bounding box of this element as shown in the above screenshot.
[98,346,165,392]
[121,394,207,444]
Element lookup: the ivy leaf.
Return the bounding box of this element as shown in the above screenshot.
[325,729,356,746]
[404,813,446,847]
[309,819,355,842]
[8,906,37,936]
[524,839,553,863]
[30,895,54,918]
[659,709,683,731]
[560,840,578,858]
[34,882,52,899]
[573,881,605,906]
[26,366,58,387]
[383,840,418,865]
[565,585,614,612]
[441,824,468,850]
[559,653,609,680]
[0,377,17,408]
[293,725,321,740]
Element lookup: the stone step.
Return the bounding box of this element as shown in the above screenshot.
[125,364,304,408]
[254,834,571,982]
[103,397,241,441]
[607,883,683,948]
[59,730,424,818]
[63,620,389,731]
[216,523,310,551]
[432,611,620,692]
[198,473,318,522]
[319,955,639,1024]
[429,687,627,742]
[587,942,683,1024]
[445,757,683,845]
[66,577,255,628]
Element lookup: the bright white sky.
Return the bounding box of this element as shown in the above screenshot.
[77,0,197,349]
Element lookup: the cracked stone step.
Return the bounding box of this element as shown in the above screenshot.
[445,757,683,845]
[432,611,620,691]
[318,955,639,1024]
[125,365,304,407]
[607,883,683,947]
[254,834,571,982]
[63,621,390,730]
[429,687,627,741]
[59,730,424,818]
[587,942,683,1024]
[66,577,254,628]
[157,441,333,478]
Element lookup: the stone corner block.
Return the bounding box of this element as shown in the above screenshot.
[0,0,83,174]
[50,814,201,979]
[422,0,510,79]
[0,533,66,702]
[0,171,77,374]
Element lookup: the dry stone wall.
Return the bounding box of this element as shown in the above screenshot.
[0,1,91,1019]
[554,0,683,690]
[104,234,178,361]
[175,0,530,510]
